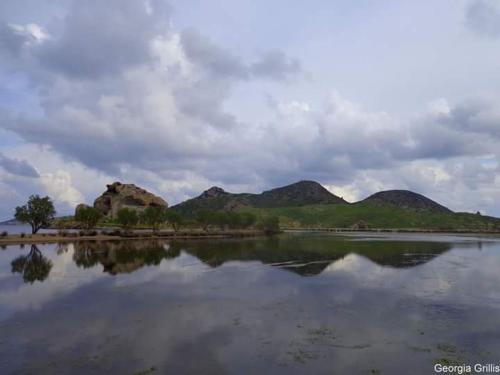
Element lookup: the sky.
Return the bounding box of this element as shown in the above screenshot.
[1,0,500,220]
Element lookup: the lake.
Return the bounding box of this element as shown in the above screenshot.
[1,232,499,374]
[0,224,58,235]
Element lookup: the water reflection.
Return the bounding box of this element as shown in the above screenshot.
[69,241,178,275]
[1,234,499,375]
[19,235,457,279]
[172,235,453,276]
[10,244,52,283]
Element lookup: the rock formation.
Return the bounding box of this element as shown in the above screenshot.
[93,182,168,218]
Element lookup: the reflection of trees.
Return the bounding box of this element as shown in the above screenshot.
[72,240,178,275]
[11,244,52,283]
[73,244,100,269]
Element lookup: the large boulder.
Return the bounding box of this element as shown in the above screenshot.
[93,182,168,218]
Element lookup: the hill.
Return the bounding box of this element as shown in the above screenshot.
[0,218,22,225]
[239,202,500,231]
[361,190,452,214]
[172,180,347,217]
[172,180,500,231]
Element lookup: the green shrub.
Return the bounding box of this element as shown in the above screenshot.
[141,206,167,232]
[116,208,139,230]
[258,216,280,234]
[165,210,184,232]
[75,206,102,230]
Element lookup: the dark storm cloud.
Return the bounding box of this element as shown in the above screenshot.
[180,30,302,82]
[465,0,500,38]
[37,0,171,79]
[180,29,249,79]
[0,23,27,57]
[0,152,39,177]
[442,100,500,137]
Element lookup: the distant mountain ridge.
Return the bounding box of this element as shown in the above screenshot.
[361,190,452,214]
[0,218,22,225]
[173,180,459,217]
[172,180,348,217]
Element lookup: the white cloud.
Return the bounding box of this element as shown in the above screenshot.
[40,170,84,209]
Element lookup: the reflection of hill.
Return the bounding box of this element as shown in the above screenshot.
[72,241,177,275]
[64,235,453,277]
[172,235,452,276]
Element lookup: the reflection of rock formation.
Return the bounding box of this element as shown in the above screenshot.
[64,235,452,277]
[93,182,168,218]
[11,245,52,283]
[173,235,452,276]
[73,241,177,275]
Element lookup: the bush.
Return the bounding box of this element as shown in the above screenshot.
[196,209,213,231]
[240,212,257,228]
[116,208,139,230]
[75,206,102,230]
[258,216,280,234]
[0,231,7,237]
[141,206,167,232]
[165,210,184,232]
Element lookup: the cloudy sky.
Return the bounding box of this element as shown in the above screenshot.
[1,0,500,219]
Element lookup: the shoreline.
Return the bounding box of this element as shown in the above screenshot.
[283,227,500,234]
[1,227,500,245]
[0,229,268,245]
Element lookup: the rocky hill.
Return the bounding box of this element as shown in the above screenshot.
[255,180,348,207]
[172,180,347,217]
[360,190,452,214]
[88,182,168,218]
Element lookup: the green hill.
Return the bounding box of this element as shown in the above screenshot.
[171,180,500,231]
[238,202,500,231]
[172,180,347,217]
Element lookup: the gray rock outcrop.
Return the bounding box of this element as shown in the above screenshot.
[93,182,168,218]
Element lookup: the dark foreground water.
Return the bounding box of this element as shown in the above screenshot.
[1,233,500,374]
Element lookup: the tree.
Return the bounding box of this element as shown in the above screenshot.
[258,216,280,234]
[240,212,257,228]
[227,212,242,229]
[75,206,102,230]
[141,206,167,232]
[15,195,56,234]
[165,210,184,232]
[116,208,139,230]
[196,209,214,231]
[214,212,230,231]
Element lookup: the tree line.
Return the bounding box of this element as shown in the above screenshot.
[14,195,279,233]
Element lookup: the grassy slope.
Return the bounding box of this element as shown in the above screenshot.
[239,202,500,230]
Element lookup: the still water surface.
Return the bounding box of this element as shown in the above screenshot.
[1,233,499,374]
